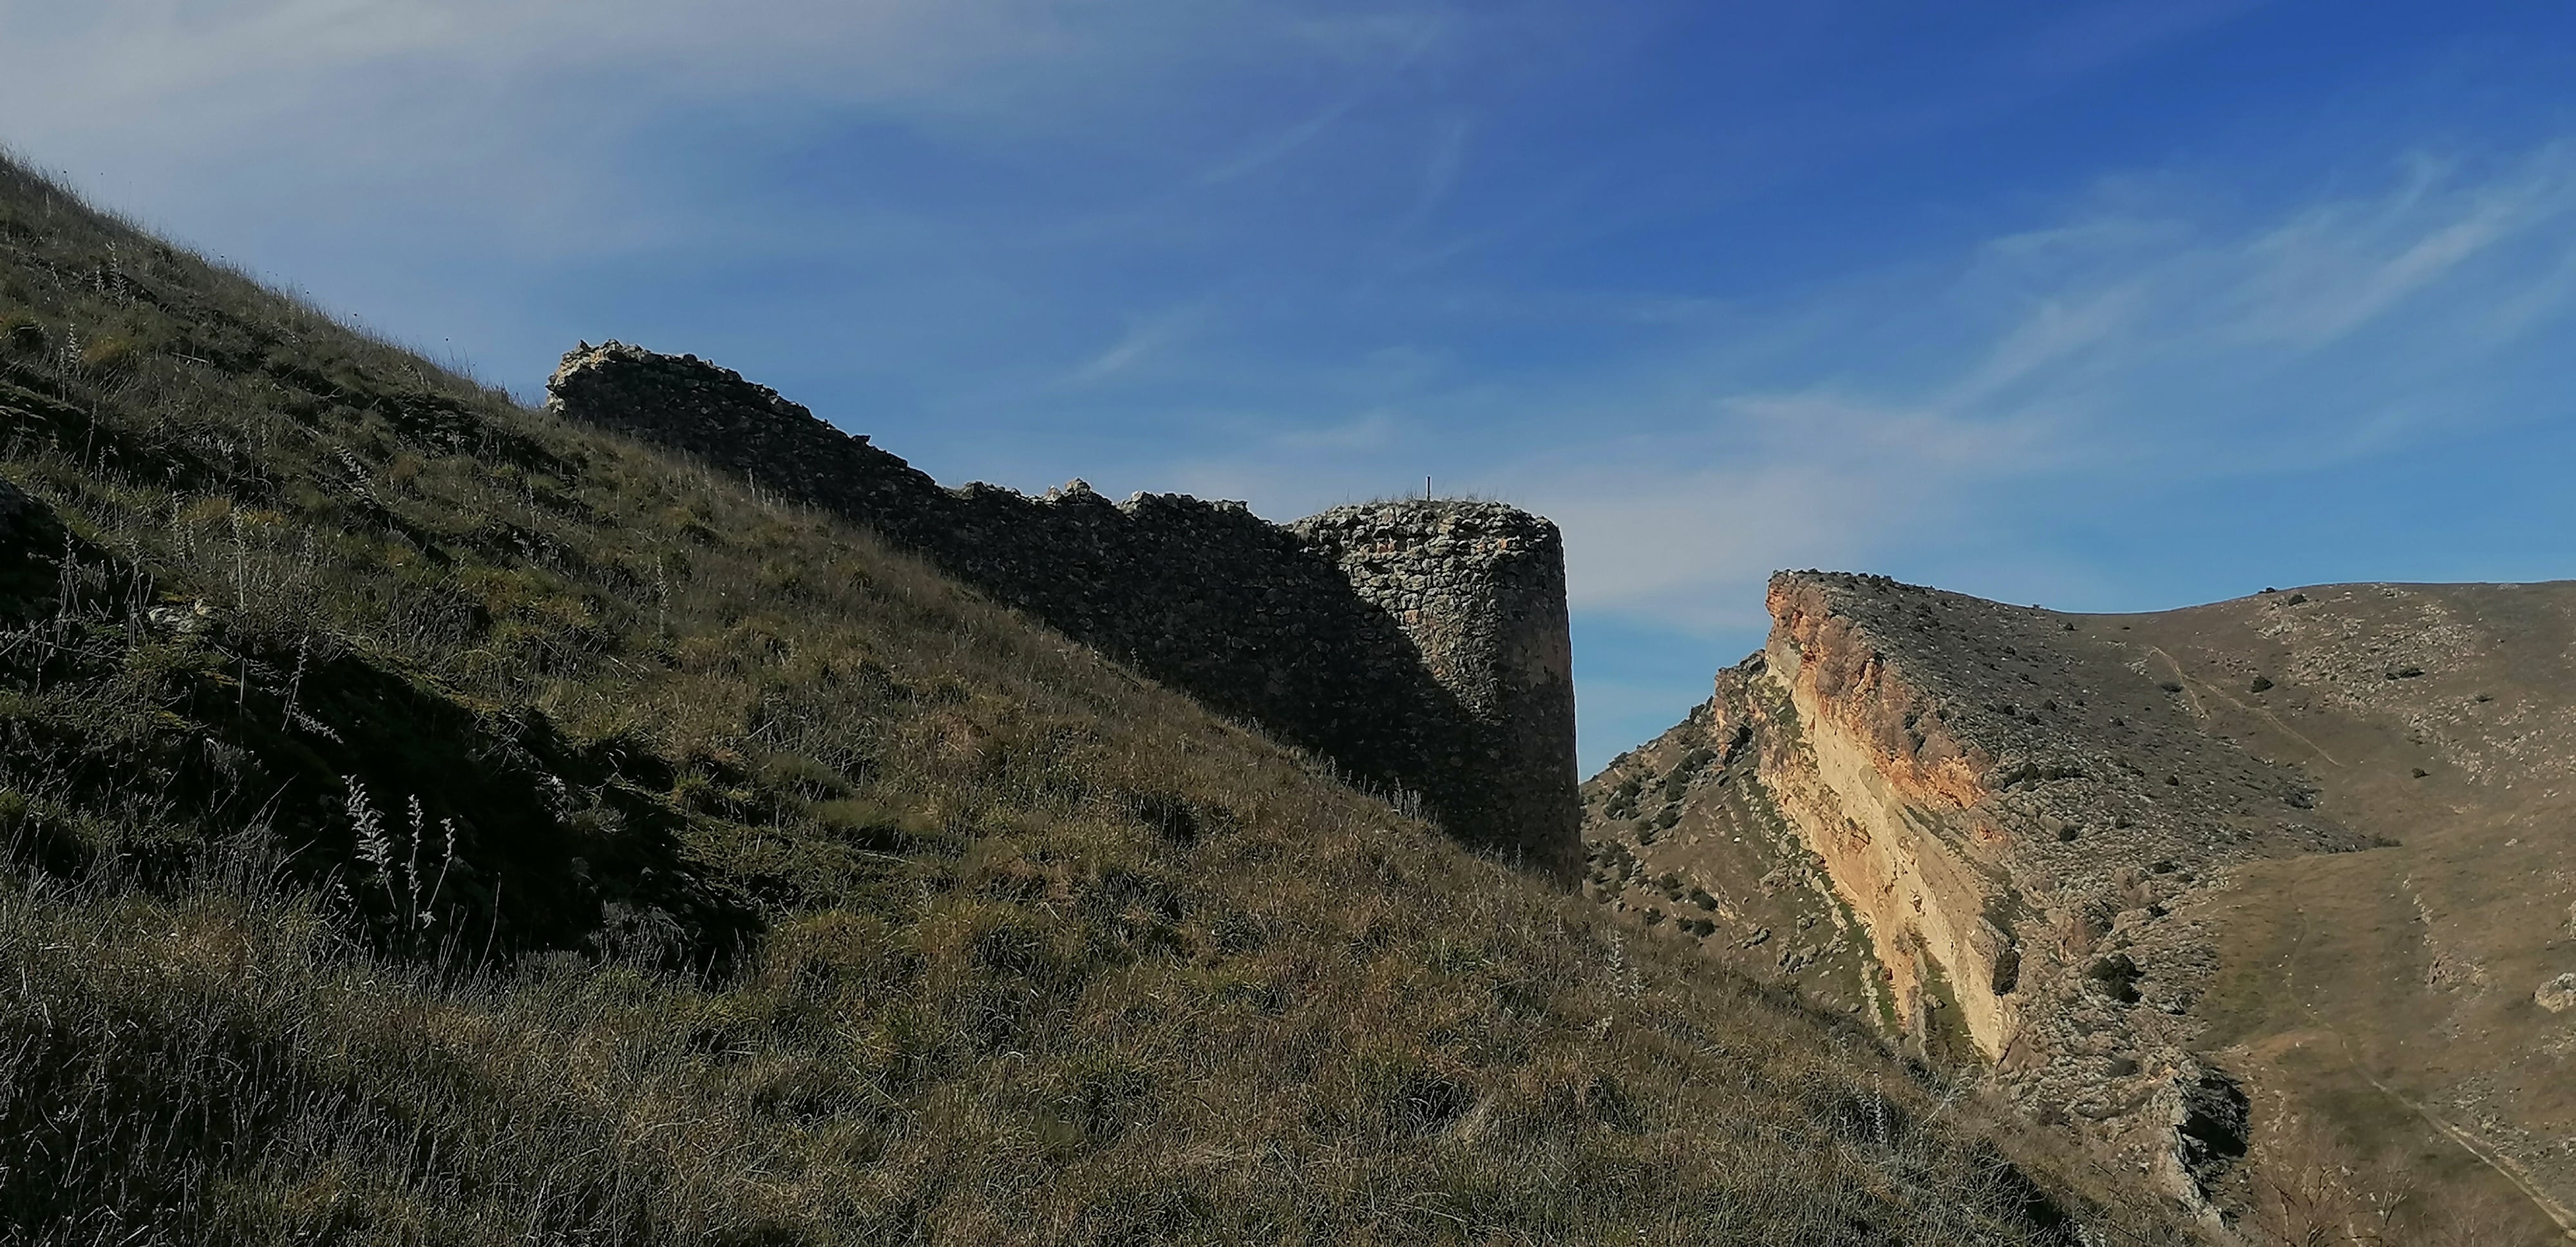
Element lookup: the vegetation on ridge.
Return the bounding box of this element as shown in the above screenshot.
[0,155,2175,1243]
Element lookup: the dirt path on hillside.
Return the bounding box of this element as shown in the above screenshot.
[2143,645,2344,768]
[2331,1037,2576,1240]
[2268,898,2576,1238]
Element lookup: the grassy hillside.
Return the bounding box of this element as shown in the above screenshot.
[0,156,2175,1244]
[2119,582,2576,1244]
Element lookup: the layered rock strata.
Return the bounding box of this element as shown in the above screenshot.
[1587,571,2372,1209]
[547,342,1578,868]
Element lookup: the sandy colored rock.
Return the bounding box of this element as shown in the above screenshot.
[2539,973,2576,1014]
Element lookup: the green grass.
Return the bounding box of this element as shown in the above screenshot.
[0,154,2183,1244]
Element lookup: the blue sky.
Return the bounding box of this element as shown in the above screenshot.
[5,1,2576,771]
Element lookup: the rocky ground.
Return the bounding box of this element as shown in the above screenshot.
[1588,572,2576,1242]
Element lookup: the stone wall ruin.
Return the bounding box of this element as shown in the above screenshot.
[545,342,1579,871]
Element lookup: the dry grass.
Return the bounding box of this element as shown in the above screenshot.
[2233,1110,2553,1246]
[0,154,2182,1244]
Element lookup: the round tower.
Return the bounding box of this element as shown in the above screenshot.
[1293,500,1580,874]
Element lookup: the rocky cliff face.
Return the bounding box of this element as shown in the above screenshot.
[547,343,1580,868]
[1587,572,2386,1213]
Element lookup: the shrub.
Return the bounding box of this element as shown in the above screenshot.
[78,334,136,376]
[0,310,41,350]
[2087,953,2143,1004]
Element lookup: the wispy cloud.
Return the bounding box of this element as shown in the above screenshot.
[1195,14,1449,185]
[1198,95,1375,184]
[0,0,1464,245]
[1400,114,1475,228]
[1270,409,1406,453]
[2005,0,2263,79]
[0,1,1090,132]
[1942,284,2144,408]
[1343,140,2576,628]
[1060,307,1208,386]
[2228,149,2576,346]
[0,1,1126,268]
[1043,140,2576,613]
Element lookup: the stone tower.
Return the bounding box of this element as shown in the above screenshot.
[1293,503,1579,870]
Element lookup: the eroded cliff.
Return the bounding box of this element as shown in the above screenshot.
[1588,571,2379,1212]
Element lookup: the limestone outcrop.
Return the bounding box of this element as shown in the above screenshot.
[1586,571,2376,1210]
[2540,974,2576,1014]
[547,342,1578,869]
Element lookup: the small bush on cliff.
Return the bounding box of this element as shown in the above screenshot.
[2088,953,2145,1004]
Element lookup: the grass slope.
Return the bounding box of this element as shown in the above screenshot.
[2116,584,2576,1244]
[0,156,2172,1245]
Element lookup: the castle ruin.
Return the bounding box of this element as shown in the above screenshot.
[545,342,1580,871]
